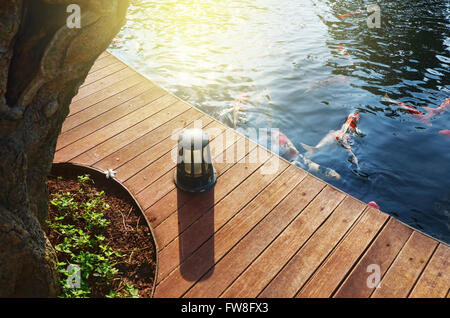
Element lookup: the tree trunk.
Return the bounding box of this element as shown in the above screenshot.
[0,0,129,297]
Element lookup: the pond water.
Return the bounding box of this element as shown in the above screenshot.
[109,0,450,244]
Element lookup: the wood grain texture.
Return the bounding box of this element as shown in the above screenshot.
[334,218,413,298]
[409,243,450,298]
[371,231,438,298]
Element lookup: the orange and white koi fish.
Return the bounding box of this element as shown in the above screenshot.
[381,94,424,115]
[273,130,300,162]
[338,10,363,19]
[301,112,362,166]
[381,94,430,124]
[304,76,349,94]
[272,131,341,180]
[439,129,450,138]
[342,112,361,134]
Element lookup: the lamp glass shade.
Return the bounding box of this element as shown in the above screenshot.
[174,128,217,193]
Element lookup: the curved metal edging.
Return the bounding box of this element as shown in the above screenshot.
[50,162,160,298]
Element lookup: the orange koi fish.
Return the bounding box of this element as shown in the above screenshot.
[439,129,450,138]
[422,97,450,121]
[382,94,430,124]
[338,10,363,19]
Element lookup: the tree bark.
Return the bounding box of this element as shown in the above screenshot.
[0,0,129,297]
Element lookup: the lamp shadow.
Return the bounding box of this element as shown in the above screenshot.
[177,188,215,282]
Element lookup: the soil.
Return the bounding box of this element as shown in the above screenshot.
[46,163,157,298]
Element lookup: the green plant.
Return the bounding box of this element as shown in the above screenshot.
[47,175,138,298]
[77,174,93,185]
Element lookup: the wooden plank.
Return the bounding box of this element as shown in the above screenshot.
[142,136,257,228]
[229,188,348,298]
[68,73,145,116]
[296,207,389,298]
[191,179,339,299]
[154,174,326,298]
[57,85,165,150]
[62,81,153,133]
[334,218,413,298]
[409,243,450,298]
[259,193,369,298]
[171,166,305,296]
[371,231,438,298]
[88,54,118,73]
[80,61,127,88]
[54,94,178,163]
[71,99,188,166]
[156,156,288,284]
[134,129,244,218]
[94,112,212,178]
[97,51,110,60]
[72,67,136,102]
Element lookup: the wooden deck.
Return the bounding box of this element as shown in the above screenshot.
[54,52,450,298]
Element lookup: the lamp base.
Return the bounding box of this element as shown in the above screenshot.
[174,168,217,193]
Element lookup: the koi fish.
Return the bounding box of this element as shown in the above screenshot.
[381,94,430,124]
[293,155,341,181]
[342,112,361,134]
[272,130,341,180]
[439,129,450,138]
[422,97,450,121]
[273,130,300,162]
[304,76,349,94]
[301,113,361,166]
[337,44,351,59]
[338,10,363,19]
[368,201,379,209]
[219,92,248,128]
[381,94,424,115]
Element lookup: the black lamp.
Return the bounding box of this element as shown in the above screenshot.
[174,128,217,193]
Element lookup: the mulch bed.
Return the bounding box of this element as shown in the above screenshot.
[47,163,157,298]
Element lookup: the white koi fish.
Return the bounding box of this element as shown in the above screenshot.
[301,113,361,167]
[272,130,341,180]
